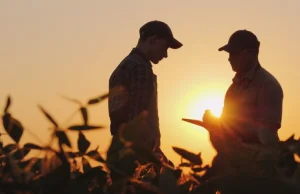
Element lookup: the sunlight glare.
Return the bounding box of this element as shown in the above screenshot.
[183,91,224,120]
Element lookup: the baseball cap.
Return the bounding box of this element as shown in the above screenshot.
[218,30,260,53]
[139,20,183,49]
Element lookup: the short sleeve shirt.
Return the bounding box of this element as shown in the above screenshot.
[220,63,283,143]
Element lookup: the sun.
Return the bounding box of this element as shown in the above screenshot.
[183,90,224,120]
[190,95,224,118]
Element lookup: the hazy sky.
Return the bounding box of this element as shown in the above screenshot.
[0,0,299,165]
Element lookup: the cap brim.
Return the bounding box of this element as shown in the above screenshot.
[169,38,183,49]
[219,44,231,52]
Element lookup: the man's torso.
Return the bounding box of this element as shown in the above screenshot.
[221,64,283,143]
[108,48,160,138]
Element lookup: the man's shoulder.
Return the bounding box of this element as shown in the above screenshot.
[118,52,151,70]
[109,51,153,83]
[258,66,283,94]
[259,67,281,85]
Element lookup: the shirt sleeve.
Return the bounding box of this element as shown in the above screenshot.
[127,63,153,121]
[255,78,283,145]
[255,78,283,130]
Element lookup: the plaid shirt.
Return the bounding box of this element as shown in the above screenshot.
[221,63,283,144]
[108,48,154,135]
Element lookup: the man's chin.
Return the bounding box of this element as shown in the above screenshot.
[231,66,237,72]
[151,60,160,64]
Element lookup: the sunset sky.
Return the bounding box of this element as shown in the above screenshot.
[0,0,299,166]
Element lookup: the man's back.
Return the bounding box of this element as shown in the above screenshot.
[106,21,182,184]
[108,48,155,135]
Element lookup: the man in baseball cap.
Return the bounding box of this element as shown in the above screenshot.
[202,29,283,151]
[136,20,182,64]
[218,30,260,73]
[107,20,182,183]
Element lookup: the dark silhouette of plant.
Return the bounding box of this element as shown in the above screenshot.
[2,95,24,144]
[0,94,300,194]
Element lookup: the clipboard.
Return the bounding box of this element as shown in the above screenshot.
[182,118,206,128]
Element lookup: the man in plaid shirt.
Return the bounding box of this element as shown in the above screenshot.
[202,30,283,149]
[107,20,182,182]
[200,30,285,178]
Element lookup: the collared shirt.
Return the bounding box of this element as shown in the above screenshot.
[108,48,156,135]
[220,63,283,143]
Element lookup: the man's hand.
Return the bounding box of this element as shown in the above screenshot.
[202,109,227,152]
[202,109,220,130]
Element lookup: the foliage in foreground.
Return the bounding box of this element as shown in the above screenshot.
[0,94,300,194]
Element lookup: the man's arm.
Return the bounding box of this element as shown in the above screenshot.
[124,63,156,148]
[127,63,153,121]
[255,79,283,145]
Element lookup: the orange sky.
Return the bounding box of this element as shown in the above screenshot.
[0,0,299,166]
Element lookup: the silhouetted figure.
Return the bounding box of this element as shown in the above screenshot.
[106,20,182,183]
[203,29,283,149]
[201,30,285,178]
